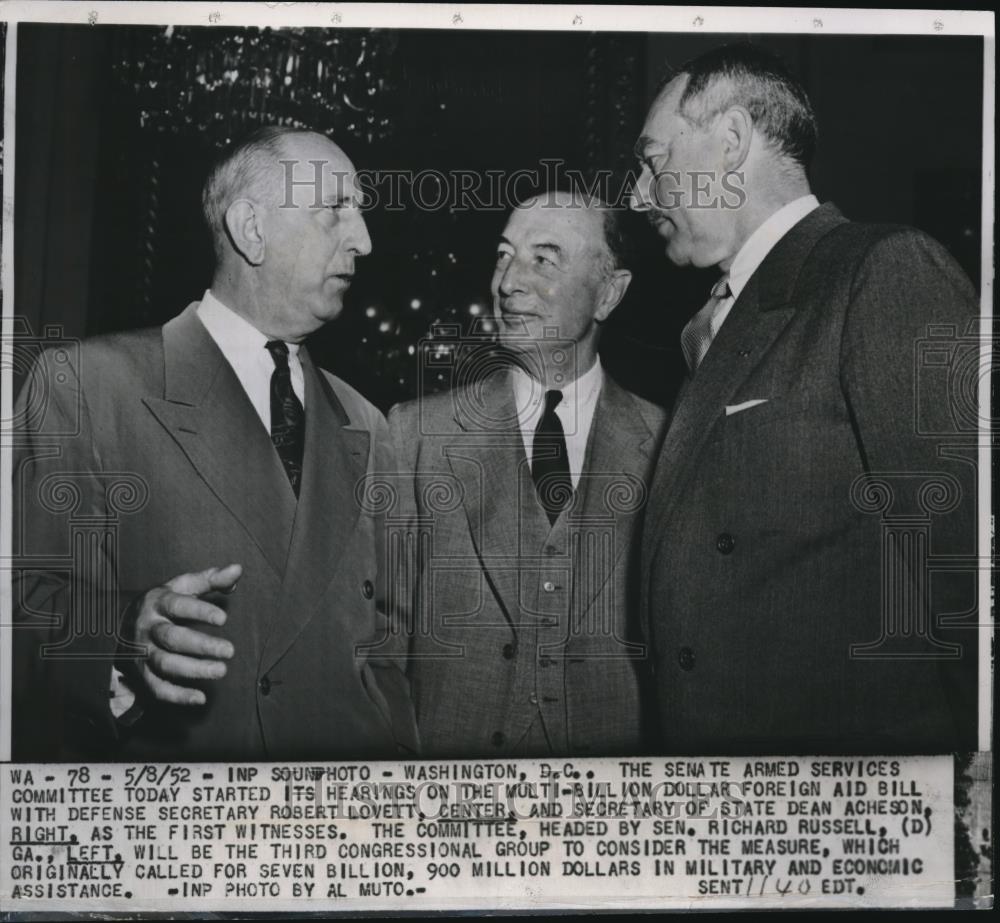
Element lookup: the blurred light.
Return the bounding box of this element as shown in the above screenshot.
[407,345,416,355]
[378,321,392,333]
[365,306,377,318]
[468,303,482,316]
[410,298,422,310]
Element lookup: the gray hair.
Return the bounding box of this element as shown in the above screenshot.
[660,43,818,168]
[201,125,316,262]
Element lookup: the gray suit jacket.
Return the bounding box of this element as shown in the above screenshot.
[641,203,980,754]
[384,370,666,757]
[12,302,418,760]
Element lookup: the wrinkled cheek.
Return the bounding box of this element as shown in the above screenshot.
[652,175,685,210]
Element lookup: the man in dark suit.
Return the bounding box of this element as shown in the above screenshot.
[385,191,667,757]
[12,126,418,760]
[630,44,980,754]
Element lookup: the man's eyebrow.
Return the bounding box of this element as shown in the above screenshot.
[497,235,512,247]
[634,136,658,159]
[533,242,563,257]
[322,192,353,206]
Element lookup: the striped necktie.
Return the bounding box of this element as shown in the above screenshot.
[680,275,732,373]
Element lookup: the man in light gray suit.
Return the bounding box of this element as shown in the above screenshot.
[631,43,979,754]
[13,126,417,760]
[385,191,666,757]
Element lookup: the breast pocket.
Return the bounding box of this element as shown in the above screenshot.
[721,395,813,433]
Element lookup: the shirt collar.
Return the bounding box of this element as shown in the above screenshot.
[727,194,820,300]
[512,354,604,415]
[197,289,300,363]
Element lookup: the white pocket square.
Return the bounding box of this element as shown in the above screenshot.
[725,399,769,416]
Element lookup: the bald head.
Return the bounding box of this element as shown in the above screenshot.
[202,126,351,263]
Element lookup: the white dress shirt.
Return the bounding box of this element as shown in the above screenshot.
[511,357,604,490]
[196,289,305,429]
[707,194,820,339]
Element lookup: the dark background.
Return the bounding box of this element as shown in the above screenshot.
[11,25,985,410]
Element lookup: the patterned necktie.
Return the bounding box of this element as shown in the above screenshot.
[531,389,572,526]
[680,275,732,373]
[265,340,305,497]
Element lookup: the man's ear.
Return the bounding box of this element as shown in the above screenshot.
[717,105,753,172]
[595,268,633,323]
[224,199,266,266]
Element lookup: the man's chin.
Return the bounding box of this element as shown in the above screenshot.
[664,240,692,267]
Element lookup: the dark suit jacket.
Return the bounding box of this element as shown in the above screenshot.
[641,203,980,755]
[12,302,418,760]
[384,370,667,757]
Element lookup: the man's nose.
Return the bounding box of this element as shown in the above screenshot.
[629,170,653,212]
[496,259,524,295]
[347,209,373,256]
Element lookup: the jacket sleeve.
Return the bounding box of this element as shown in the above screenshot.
[356,403,421,756]
[11,347,136,759]
[839,227,981,749]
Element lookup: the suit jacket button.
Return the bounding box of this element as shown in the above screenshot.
[491,731,505,747]
[502,643,516,660]
[716,533,735,554]
[678,647,695,671]
[259,676,272,695]
[362,579,375,599]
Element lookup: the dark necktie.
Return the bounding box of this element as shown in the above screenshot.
[531,389,572,525]
[265,340,305,496]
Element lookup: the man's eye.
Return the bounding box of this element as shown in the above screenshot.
[496,251,512,264]
[534,254,554,267]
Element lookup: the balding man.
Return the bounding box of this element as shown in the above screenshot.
[385,191,667,757]
[12,126,418,760]
[630,44,979,754]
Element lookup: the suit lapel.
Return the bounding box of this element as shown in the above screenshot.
[572,376,656,620]
[644,202,848,560]
[142,303,296,577]
[261,348,370,672]
[448,369,527,627]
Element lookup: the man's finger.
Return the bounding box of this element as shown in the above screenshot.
[156,592,229,628]
[166,563,243,597]
[209,563,243,594]
[148,646,228,682]
[142,669,208,707]
[149,620,234,660]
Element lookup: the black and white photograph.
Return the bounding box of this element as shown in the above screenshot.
[0,1,993,914]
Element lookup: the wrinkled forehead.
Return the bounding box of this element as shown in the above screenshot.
[638,75,690,150]
[502,196,605,252]
[275,134,360,204]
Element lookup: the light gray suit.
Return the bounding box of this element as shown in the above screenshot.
[13,302,418,760]
[383,369,666,757]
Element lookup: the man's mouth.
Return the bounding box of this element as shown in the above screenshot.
[499,302,538,316]
[649,213,674,233]
[332,272,354,285]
